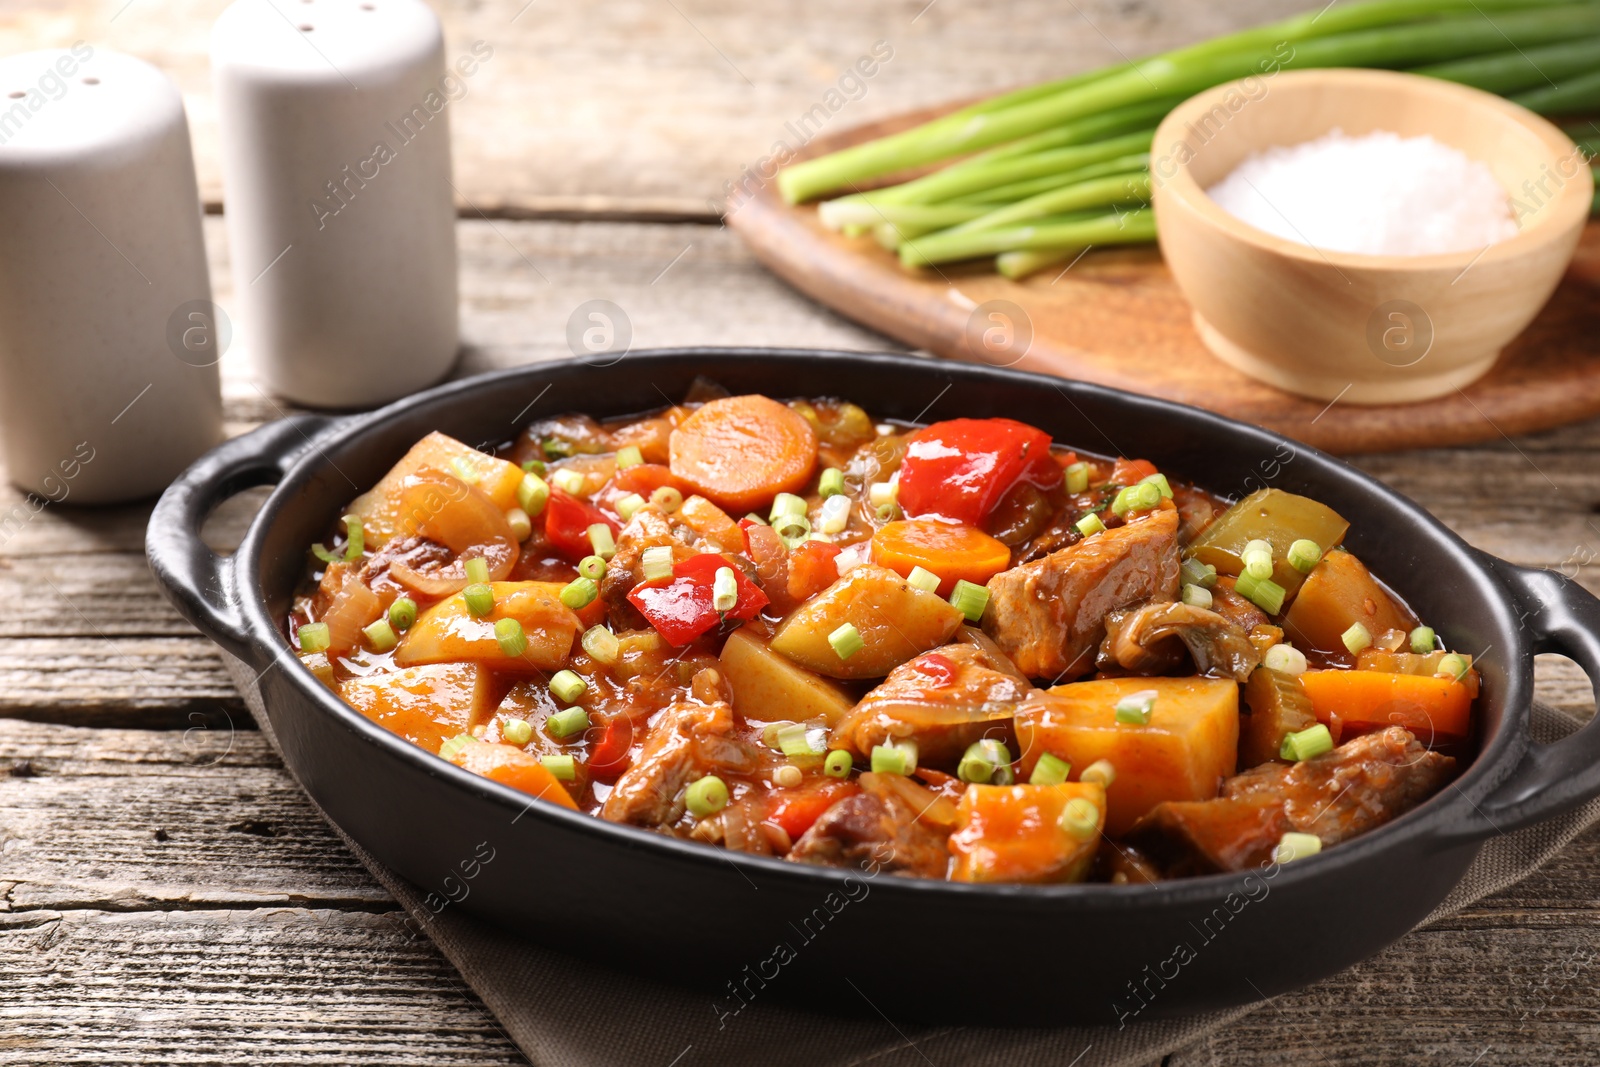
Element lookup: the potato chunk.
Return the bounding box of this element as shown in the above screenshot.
[1015,676,1239,837]
[949,782,1107,883]
[395,582,581,672]
[340,662,501,754]
[719,627,855,727]
[769,565,963,680]
[348,432,524,547]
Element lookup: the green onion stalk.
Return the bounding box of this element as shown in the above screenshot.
[780,0,1600,279]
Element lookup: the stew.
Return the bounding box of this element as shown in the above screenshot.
[287,385,1474,883]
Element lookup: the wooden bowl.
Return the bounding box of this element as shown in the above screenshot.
[1152,68,1592,404]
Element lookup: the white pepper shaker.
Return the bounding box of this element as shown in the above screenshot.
[0,47,223,505]
[212,0,461,409]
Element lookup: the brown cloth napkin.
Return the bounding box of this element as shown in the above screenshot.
[238,652,1594,1067]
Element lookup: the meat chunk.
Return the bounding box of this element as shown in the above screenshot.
[598,500,740,630]
[1127,726,1455,876]
[599,698,758,827]
[830,639,1033,765]
[1098,601,1260,682]
[982,508,1181,681]
[787,773,953,878]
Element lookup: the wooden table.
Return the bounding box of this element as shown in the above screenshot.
[3,2,1599,1063]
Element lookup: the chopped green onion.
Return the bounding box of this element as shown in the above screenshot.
[712,566,738,612]
[578,554,607,580]
[1263,643,1308,675]
[501,717,533,745]
[1287,539,1323,574]
[1076,512,1106,537]
[462,583,495,617]
[541,753,577,780]
[449,456,482,484]
[541,437,574,459]
[870,740,917,776]
[363,618,398,653]
[686,775,729,817]
[517,473,549,516]
[551,468,587,495]
[587,523,615,560]
[550,669,587,704]
[1111,481,1161,516]
[1241,539,1274,580]
[777,723,822,759]
[1436,653,1470,682]
[1273,831,1322,864]
[494,617,528,657]
[1341,622,1373,655]
[1234,571,1286,615]
[868,480,898,509]
[582,624,619,665]
[1280,723,1334,762]
[1181,583,1213,610]
[818,494,851,534]
[824,749,853,778]
[743,512,767,525]
[1181,557,1217,588]
[616,493,646,521]
[312,515,365,564]
[1058,796,1101,841]
[949,579,989,623]
[1140,472,1173,499]
[615,445,644,469]
[770,492,808,521]
[388,597,417,633]
[560,577,598,610]
[829,622,864,660]
[1114,689,1156,725]
[505,507,533,541]
[775,513,811,548]
[875,502,902,522]
[297,622,331,654]
[438,734,473,762]
[958,739,1011,784]
[640,545,675,582]
[1064,461,1090,494]
[1080,759,1116,787]
[521,459,547,476]
[1410,626,1438,655]
[650,486,683,513]
[773,764,804,789]
[818,467,846,498]
[906,566,941,594]
[1030,752,1072,786]
[546,706,590,739]
[464,556,490,585]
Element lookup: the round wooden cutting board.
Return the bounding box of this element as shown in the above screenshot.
[728,106,1600,455]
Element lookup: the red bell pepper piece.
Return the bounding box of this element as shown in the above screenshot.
[544,489,620,563]
[627,552,769,645]
[586,715,636,779]
[767,780,858,840]
[897,418,1062,528]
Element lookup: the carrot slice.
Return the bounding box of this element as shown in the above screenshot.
[668,396,817,514]
[871,519,1011,596]
[449,737,579,810]
[1299,669,1472,746]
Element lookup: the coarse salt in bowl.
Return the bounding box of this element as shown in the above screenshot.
[1151,69,1592,405]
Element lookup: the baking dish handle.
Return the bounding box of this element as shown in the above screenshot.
[1446,562,1600,842]
[146,415,336,663]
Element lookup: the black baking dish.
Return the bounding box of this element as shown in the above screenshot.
[147,348,1600,1025]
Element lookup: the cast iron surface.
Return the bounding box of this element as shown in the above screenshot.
[147,349,1600,1026]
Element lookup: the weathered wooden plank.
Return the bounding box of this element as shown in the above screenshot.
[0,638,241,727]
[1,0,1307,215]
[1167,924,1600,1067]
[0,908,526,1066]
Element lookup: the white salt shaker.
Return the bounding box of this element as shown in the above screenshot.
[212,0,460,409]
[0,47,223,505]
